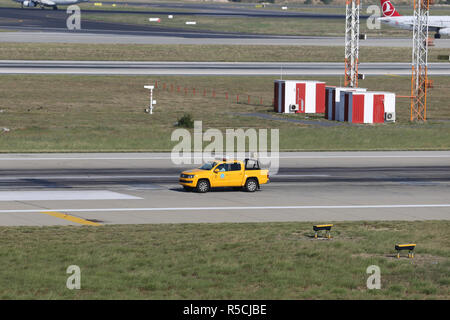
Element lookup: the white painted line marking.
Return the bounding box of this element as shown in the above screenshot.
[0,155,449,161]
[0,175,178,180]
[0,204,449,213]
[272,174,330,177]
[0,174,329,180]
[277,155,450,159]
[0,191,142,201]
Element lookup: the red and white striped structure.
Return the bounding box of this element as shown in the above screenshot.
[274,80,326,114]
[325,86,366,121]
[344,91,396,123]
[325,86,396,123]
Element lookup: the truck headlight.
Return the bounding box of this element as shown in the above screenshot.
[186,175,195,179]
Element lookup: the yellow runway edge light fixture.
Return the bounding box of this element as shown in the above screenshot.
[395,243,416,258]
[313,224,333,239]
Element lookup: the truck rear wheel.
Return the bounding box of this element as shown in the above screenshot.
[244,178,258,192]
[196,179,210,193]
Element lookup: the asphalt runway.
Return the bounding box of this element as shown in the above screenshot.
[0,7,350,46]
[7,31,448,48]
[0,5,349,37]
[0,152,449,226]
[2,30,449,47]
[2,6,450,47]
[1,5,352,22]
[0,6,352,47]
[0,6,220,36]
[1,60,449,75]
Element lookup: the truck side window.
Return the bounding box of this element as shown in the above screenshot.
[230,163,241,171]
[216,164,227,172]
[245,160,260,170]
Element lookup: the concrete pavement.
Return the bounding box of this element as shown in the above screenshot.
[1,61,450,75]
[0,152,449,226]
[2,32,450,47]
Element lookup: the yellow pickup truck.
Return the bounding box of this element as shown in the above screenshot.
[179,158,269,193]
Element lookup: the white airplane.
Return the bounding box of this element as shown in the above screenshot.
[377,0,450,38]
[13,0,89,10]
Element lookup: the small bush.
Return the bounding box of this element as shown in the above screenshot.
[176,114,194,128]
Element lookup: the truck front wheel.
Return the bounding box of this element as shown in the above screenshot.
[196,179,210,193]
[244,178,258,192]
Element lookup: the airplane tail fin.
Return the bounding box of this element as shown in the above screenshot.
[380,0,402,17]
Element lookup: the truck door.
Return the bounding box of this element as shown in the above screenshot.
[212,162,243,187]
[227,162,244,186]
[212,163,228,187]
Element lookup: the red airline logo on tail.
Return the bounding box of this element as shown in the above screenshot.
[380,0,401,17]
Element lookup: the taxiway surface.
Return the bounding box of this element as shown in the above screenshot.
[2,61,450,75]
[0,152,449,226]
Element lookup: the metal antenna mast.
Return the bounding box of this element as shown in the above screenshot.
[344,0,360,88]
[411,0,430,121]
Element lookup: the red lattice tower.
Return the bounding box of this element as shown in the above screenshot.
[344,0,360,88]
[411,0,430,121]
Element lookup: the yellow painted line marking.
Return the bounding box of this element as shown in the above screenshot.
[41,211,101,226]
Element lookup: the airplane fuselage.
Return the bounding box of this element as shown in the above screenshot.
[378,16,450,30]
[14,0,88,9]
[377,16,450,37]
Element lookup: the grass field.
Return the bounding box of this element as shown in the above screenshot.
[1,42,449,62]
[0,221,448,299]
[0,74,449,152]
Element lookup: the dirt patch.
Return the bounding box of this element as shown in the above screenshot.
[365,227,401,232]
[352,253,448,266]
[288,232,366,242]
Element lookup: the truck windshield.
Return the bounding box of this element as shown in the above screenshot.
[199,162,217,170]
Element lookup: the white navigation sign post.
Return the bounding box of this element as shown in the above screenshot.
[144,85,156,114]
